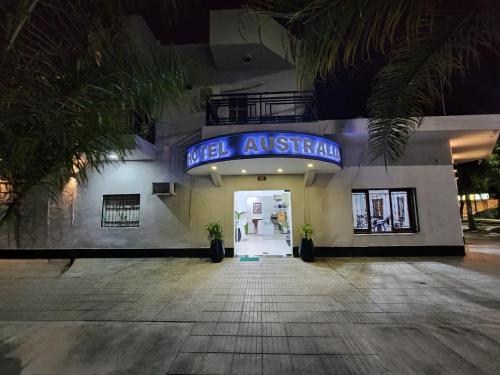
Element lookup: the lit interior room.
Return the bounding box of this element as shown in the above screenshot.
[234,190,293,257]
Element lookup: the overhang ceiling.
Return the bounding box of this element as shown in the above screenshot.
[450,130,499,163]
[209,9,293,70]
[186,157,341,175]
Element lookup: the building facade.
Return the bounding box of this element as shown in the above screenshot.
[1,10,499,256]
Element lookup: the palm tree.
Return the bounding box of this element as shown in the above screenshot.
[457,141,500,230]
[251,0,500,164]
[0,0,188,232]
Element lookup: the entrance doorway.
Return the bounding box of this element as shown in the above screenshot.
[234,190,293,257]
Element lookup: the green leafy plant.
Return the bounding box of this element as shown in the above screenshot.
[0,0,189,235]
[205,223,224,241]
[244,223,249,235]
[299,223,314,239]
[235,211,246,221]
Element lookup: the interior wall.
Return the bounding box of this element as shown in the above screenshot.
[246,197,263,225]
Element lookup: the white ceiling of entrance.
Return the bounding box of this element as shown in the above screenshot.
[187,157,341,175]
[236,190,284,197]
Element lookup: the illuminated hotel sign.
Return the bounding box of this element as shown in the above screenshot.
[186,132,342,170]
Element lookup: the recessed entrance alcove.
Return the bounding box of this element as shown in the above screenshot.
[234,190,293,257]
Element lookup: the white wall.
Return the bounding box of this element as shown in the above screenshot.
[40,159,201,249]
[209,9,293,69]
[187,164,462,248]
[309,165,463,247]
[1,157,463,249]
[0,13,475,251]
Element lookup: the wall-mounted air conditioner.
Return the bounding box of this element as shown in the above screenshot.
[152,182,176,196]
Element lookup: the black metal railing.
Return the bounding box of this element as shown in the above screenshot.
[206,90,318,126]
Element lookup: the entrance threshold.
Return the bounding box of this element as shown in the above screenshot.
[236,254,292,259]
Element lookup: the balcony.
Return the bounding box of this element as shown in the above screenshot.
[132,112,156,144]
[206,91,317,126]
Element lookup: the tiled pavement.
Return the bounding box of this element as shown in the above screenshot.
[466,232,500,262]
[0,257,499,374]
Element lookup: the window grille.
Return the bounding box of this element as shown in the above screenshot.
[352,188,419,234]
[101,194,140,227]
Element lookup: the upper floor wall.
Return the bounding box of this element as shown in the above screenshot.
[209,9,293,70]
[124,14,499,166]
[201,115,500,165]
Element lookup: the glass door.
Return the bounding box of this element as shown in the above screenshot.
[234,190,293,257]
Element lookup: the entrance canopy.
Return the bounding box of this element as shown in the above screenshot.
[185,131,342,176]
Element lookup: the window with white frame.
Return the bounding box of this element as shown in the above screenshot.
[352,188,419,234]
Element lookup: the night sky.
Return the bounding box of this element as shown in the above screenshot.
[138,0,500,120]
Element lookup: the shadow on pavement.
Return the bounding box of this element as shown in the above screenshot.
[0,342,22,375]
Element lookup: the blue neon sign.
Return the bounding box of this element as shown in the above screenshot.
[186,132,342,170]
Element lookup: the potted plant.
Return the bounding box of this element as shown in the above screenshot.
[298,223,315,262]
[234,211,246,242]
[205,222,225,262]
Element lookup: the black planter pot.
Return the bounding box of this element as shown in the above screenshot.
[299,238,314,262]
[210,239,225,263]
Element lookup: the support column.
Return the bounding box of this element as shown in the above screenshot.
[304,169,316,187]
[210,172,223,187]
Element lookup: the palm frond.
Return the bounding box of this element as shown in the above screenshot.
[252,0,500,164]
[251,0,436,86]
[368,2,500,164]
[0,0,189,226]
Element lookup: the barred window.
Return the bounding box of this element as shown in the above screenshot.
[101,194,140,228]
[352,188,419,234]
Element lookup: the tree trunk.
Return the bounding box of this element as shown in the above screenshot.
[459,200,465,218]
[465,197,477,231]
